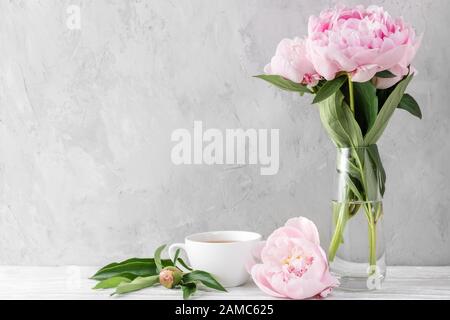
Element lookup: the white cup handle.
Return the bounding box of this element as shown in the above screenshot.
[168,243,188,270]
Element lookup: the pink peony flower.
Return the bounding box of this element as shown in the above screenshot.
[264,37,321,86]
[306,5,421,87]
[250,217,339,299]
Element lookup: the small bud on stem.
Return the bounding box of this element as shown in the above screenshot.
[159,266,183,289]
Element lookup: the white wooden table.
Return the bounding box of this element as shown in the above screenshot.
[0,266,449,300]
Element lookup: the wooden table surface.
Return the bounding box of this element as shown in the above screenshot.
[0,266,449,300]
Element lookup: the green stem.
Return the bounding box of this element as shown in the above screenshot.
[354,150,378,275]
[368,220,377,271]
[328,202,348,262]
[348,74,355,115]
[364,203,377,275]
[368,208,377,276]
[330,147,379,275]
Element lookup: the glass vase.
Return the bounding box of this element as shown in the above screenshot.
[328,146,386,291]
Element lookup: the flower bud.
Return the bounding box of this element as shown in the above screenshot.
[159,266,182,289]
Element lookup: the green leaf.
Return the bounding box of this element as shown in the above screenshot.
[93,276,131,289]
[375,70,396,78]
[91,259,173,281]
[367,145,387,196]
[398,93,422,119]
[363,149,380,200]
[329,202,351,261]
[376,87,394,114]
[313,76,347,104]
[336,151,361,182]
[364,75,413,145]
[95,258,154,273]
[113,275,159,295]
[183,271,227,292]
[353,81,378,134]
[99,272,138,282]
[342,174,364,200]
[154,245,167,272]
[181,282,197,300]
[173,249,181,266]
[91,261,158,281]
[254,75,312,95]
[96,262,119,273]
[176,258,193,271]
[318,91,364,148]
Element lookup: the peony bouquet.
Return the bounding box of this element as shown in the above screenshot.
[256,5,422,283]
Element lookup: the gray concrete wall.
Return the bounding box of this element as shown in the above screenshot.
[0,0,448,265]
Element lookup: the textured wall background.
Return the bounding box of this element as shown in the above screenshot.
[0,0,448,266]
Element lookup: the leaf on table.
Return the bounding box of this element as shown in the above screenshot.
[113,275,160,295]
[91,261,157,281]
[91,258,173,281]
[93,276,132,289]
[183,271,227,292]
[95,258,154,273]
[154,244,167,272]
[176,258,193,271]
[398,93,422,119]
[313,76,347,104]
[173,249,181,266]
[181,282,197,300]
[318,90,364,148]
[364,75,413,145]
[254,75,312,95]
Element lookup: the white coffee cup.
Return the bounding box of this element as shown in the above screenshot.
[168,231,262,287]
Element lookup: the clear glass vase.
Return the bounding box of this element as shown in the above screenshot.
[328,146,386,291]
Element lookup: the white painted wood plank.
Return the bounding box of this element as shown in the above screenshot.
[0,266,449,300]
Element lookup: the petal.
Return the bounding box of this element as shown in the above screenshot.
[299,245,329,281]
[326,45,358,71]
[374,75,402,89]
[275,38,294,56]
[269,272,290,297]
[286,278,326,300]
[285,217,321,245]
[374,44,408,70]
[261,230,296,264]
[319,287,334,298]
[252,240,266,260]
[245,241,266,273]
[251,264,285,298]
[373,64,408,89]
[306,40,339,80]
[268,56,301,83]
[350,48,378,66]
[351,64,378,82]
[320,268,340,288]
[265,37,318,84]
[267,226,304,242]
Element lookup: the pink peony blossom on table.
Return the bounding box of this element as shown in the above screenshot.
[249,217,339,299]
